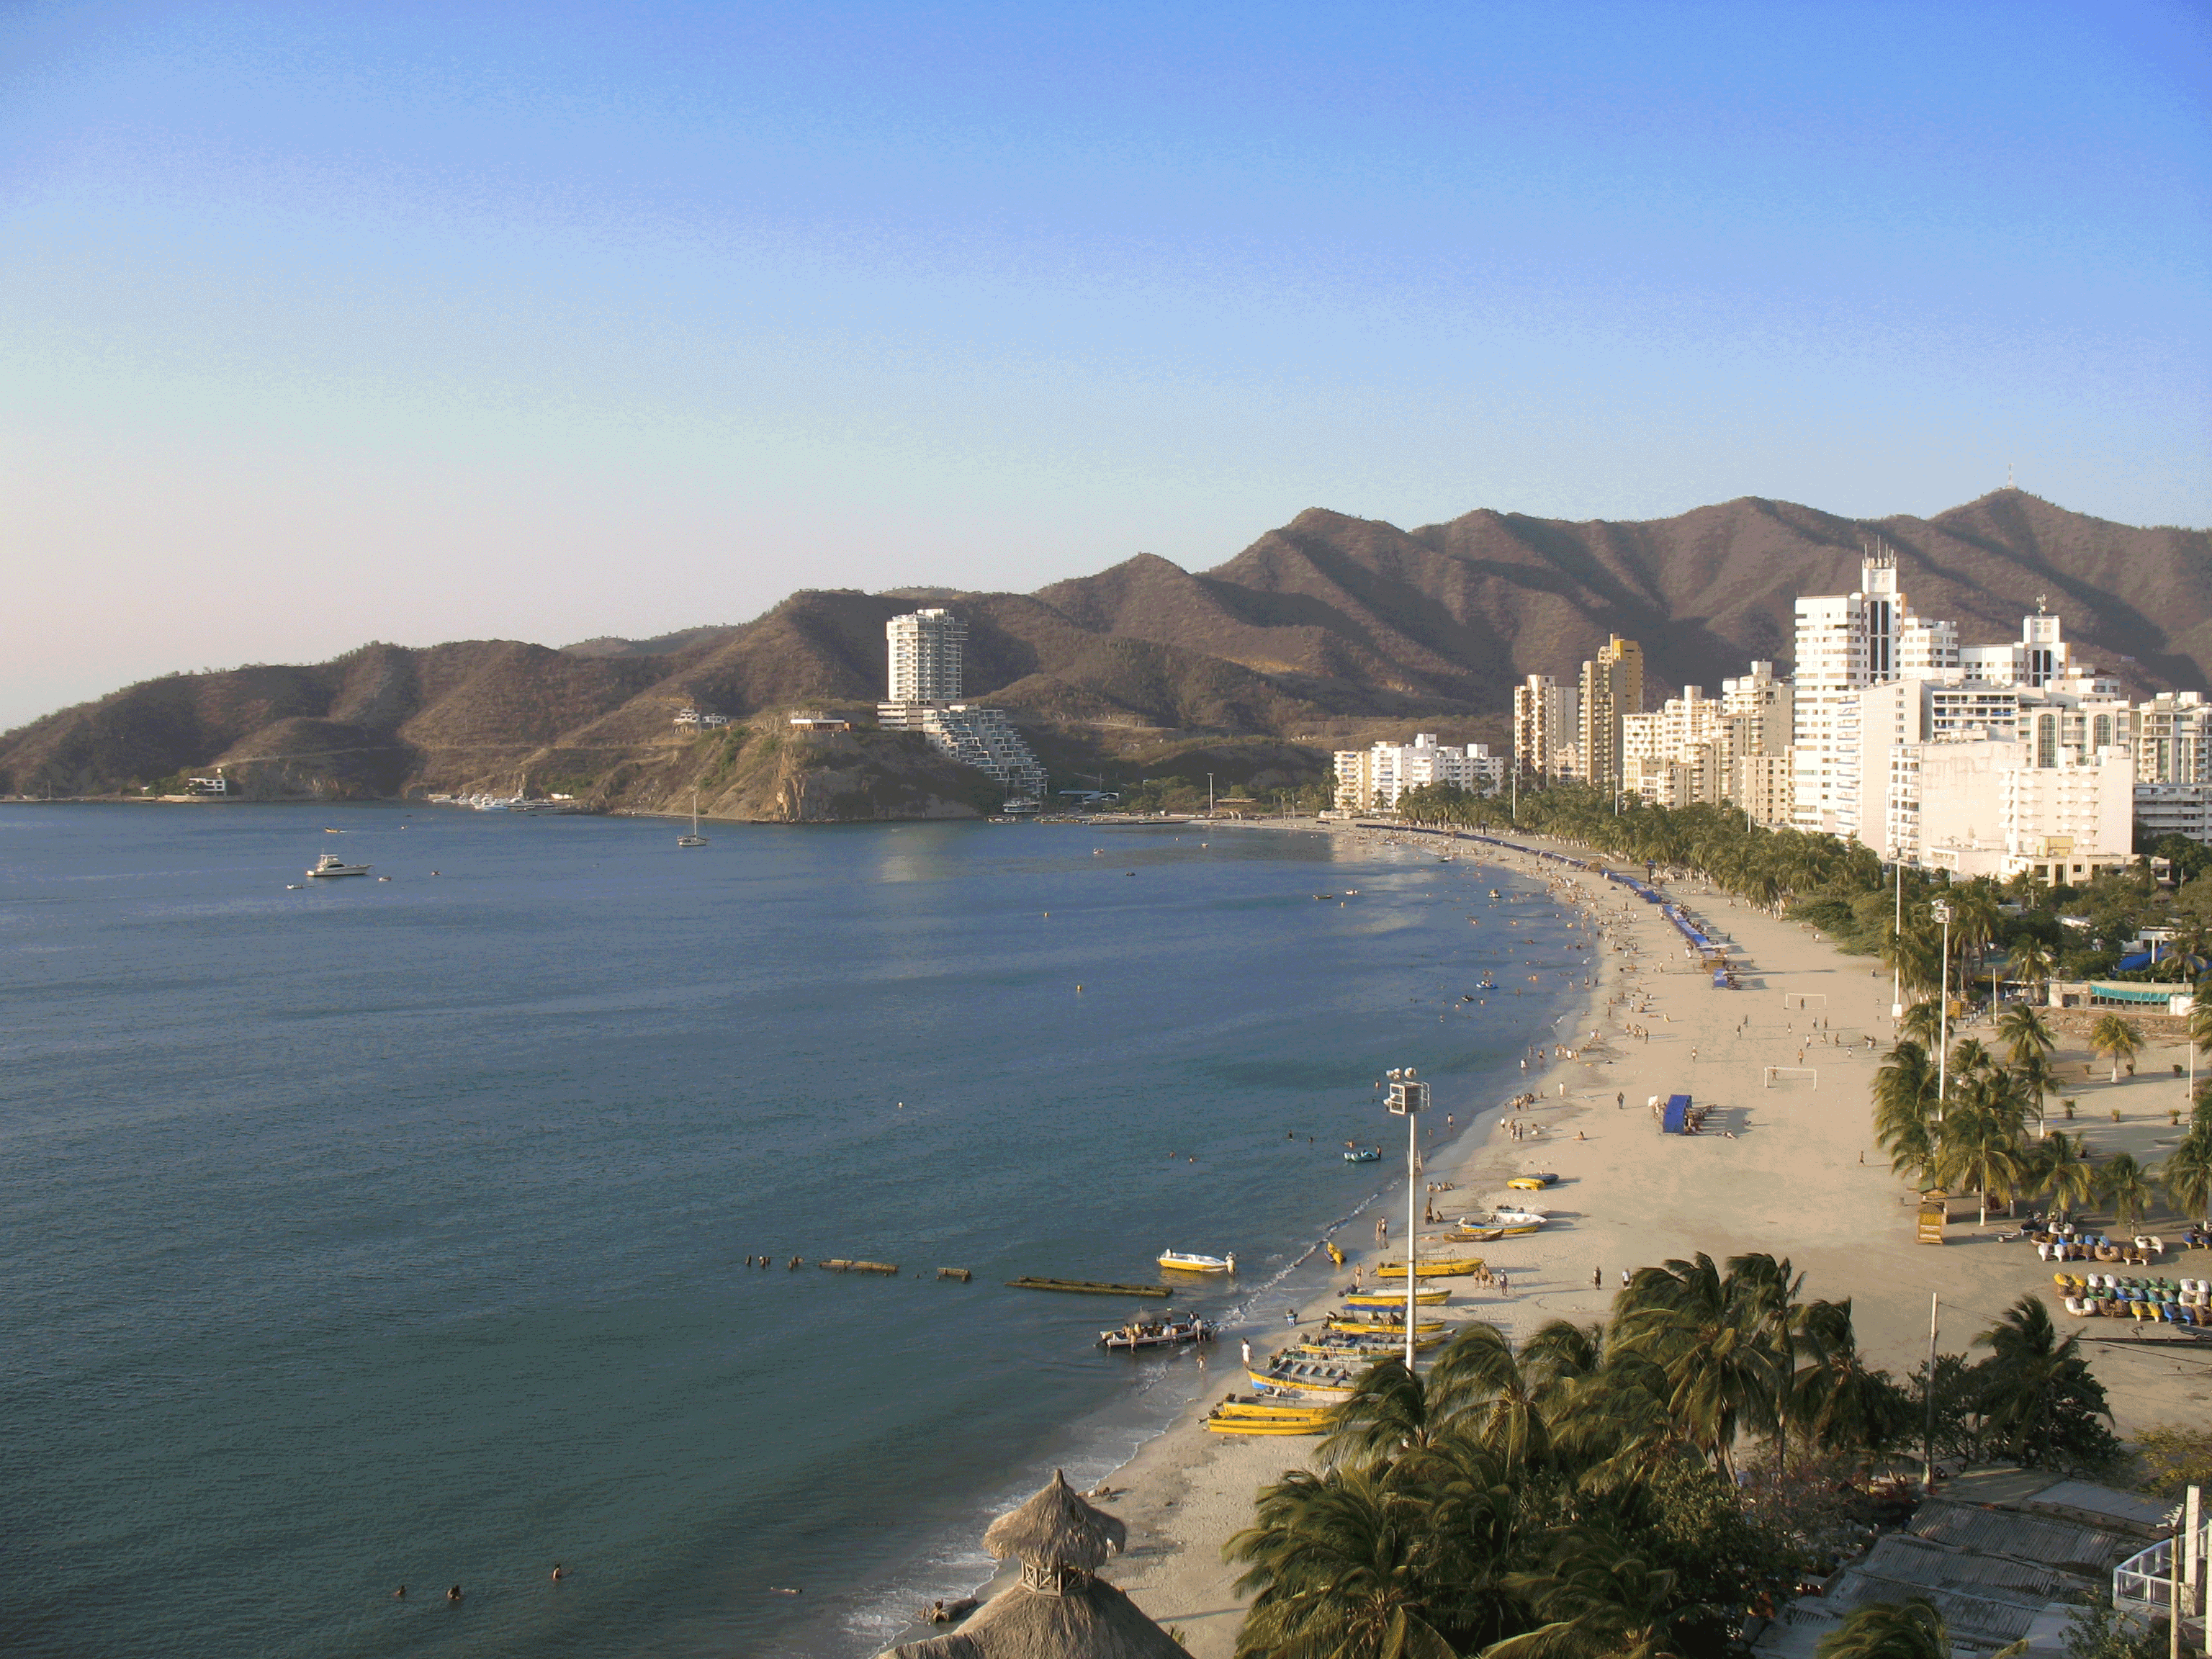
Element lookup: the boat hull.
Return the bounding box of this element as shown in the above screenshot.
[1374,1258,1483,1279]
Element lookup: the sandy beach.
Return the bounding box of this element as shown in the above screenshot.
[1082,822,2212,1659]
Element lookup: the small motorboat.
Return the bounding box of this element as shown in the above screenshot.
[1325,1313,1447,1336]
[1506,1174,1559,1191]
[306,853,372,878]
[1098,1314,1214,1350]
[1344,1146,1382,1164]
[1488,889,1501,899]
[1451,1209,1547,1240]
[1158,1249,1235,1274]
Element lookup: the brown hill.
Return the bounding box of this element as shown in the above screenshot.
[4,488,2202,814]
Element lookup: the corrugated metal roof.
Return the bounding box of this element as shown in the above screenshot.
[1911,1500,2141,1575]
[1860,1534,2096,1600]
[2023,1480,2177,1532]
[1818,1574,2040,1645]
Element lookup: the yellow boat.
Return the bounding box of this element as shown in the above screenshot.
[1206,1416,1321,1435]
[1341,1288,1447,1307]
[1212,1406,1327,1433]
[1373,1257,1483,1279]
[1324,1316,1446,1336]
[1292,1335,1441,1358]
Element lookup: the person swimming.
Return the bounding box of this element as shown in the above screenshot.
[446,1585,464,1604]
[552,1563,567,1581]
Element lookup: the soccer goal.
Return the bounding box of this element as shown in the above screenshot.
[1781,992,1828,1010]
[1763,1066,1819,1089]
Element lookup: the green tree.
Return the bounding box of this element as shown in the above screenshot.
[1997,1003,2054,1066]
[1483,1530,1690,1659]
[1815,1599,1950,1659]
[2162,1128,2212,1227]
[1226,1467,1461,1659]
[2088,1015,2142,1084]
[2029,1132,2098,1221]
[1612,1254,1784,1481]
[1936,1102,2025,1226]
[2007,940,2057,1007]
[2098,1151,2154,1231]
[1972,1295,2119,1470]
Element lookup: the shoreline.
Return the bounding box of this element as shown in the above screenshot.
[1058,820,2209,1659]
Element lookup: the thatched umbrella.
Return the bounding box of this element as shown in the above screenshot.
[884,1471,1184,1658]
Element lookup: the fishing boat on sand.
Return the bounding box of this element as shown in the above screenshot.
[1341,1287,1447,1307]
[1373,1256,1483,1279]
[1157,1249,1235,1273]
[1326,1313,1447,1337]
[1246,1359,1359,1401]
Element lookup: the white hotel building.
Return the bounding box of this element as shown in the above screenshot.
[1334,733,1503,814]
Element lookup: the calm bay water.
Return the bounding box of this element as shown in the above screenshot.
[0,806,1575,1657]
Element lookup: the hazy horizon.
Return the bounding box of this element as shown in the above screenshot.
[5,0,2207,730]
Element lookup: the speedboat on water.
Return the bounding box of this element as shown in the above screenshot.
[1158,1249,1235,1273]
[306,853,372,878]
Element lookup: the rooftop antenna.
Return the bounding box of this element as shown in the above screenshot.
[2006,462,2015,490]
[2035,593,2048,615]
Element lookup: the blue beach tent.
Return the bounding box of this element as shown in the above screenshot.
[1661,1094,1691,1134]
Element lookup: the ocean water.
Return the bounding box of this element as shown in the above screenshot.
[0,806,1578,1658]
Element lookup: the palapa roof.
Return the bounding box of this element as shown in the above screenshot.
[980,1470,1127,1570]
[884,1572,1185,1659]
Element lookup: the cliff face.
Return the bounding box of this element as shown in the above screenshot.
[4,490,2202,811]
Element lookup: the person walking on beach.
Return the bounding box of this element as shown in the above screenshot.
[1592,1267,1602,1287]
[1241,1340,1251,1366]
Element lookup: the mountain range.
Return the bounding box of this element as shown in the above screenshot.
[6,489,2206,818]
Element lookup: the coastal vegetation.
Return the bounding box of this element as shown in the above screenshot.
[1227,1254,1935,1659]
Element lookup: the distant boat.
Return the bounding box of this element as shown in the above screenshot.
[678,790,708,848]
[306,853,371,878]
[1157,1249,1234,1273]
[1344,1146,1382,1164]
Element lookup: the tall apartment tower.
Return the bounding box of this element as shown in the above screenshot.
[1512,675,1581,781]
[1577,636,1644,794]
[879,608,1047,808]
[1789,546,1951,833]
[886,608,966,704]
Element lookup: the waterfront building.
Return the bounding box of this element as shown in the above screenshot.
[886,608,966,704]
[2135,691,2212,784]
[1334,733,1503,813]
[1789,546,1943,832]
[1511,675,1581,781]
[1576,636,1643,795]
[2135,782,2212,845]
[878,609,1048,809]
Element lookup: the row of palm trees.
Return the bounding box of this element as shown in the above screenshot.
[1873,998,2212,1231]
[1225,1254,2080,1659]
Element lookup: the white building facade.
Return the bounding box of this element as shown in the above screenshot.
[1334,734,1504,813]
[1512,675,1581,781]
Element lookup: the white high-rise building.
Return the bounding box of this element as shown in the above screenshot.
[878,608,1047,807]
[886,608,966,704]
[1789,546,1946,833]
[1512,675,1581,781]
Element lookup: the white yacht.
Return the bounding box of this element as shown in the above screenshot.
[306,853,372,878]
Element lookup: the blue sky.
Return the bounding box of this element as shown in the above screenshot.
[3,0,2207,727]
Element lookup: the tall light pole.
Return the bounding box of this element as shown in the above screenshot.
[1385,1069,1427,1372]
[1930,898,1954,1120]
[1892,863,1905,1020]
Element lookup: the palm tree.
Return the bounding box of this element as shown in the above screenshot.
[1874,1043,1940,1174]
[2011,1051,2059,1137]
[1997,1003,2054,1067]
[2164,1129,2212,1228]
[1815,1599,1949,1659]
[1946,1036,1997,1081]
[1320,1357,1450,1474]
[1972,1294,2113,1466]
[2089,1013,2143,1084]
[1228,1466,1462,1659]
[1611,1254,1783,1480]
[2099,1151,2154,1231]
[1899,1000,1943,1052]
[1935,1102,2025,1226]
[2190,979,2212,1061]
[1422,1322,1552,1473]
[1481,1530,1686,1659]
[2034,1132,2098,1221]
[2007,940,2056,1007]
